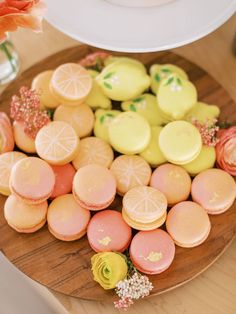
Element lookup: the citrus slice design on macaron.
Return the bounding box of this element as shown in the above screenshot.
[35,121,79,165]
[50,63,92,105]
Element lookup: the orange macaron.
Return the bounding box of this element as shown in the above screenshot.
[87,210,132,252]
[0,112,14,154]
[73,164,116,211]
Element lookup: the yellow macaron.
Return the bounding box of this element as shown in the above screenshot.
[184,102,220,124]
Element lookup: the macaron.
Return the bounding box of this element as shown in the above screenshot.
[181,146,216,176]
[47,194,91,241]
[50,164,76,199]
[191,168,236,215]
[4,194,48,233]
[110,155,151,196]
[122,186,167,230]
[166,201,211,247]
[0,112,14,154]
[108,112,151,155]
[72,137,114,170]
[0,151,27,196]
[130,229,175,274]
[139,126,167,167]
[159,121,202,165]
[35,121,79,165]
[13,121,36,153]
[150,163,191,206]
[73,164,116,211]
[184,102,220,124]
[157,74,197,120]
[10,157,55,204]
[53,104,94,138]
[87,210,132,252]
[31,70,59,109]
[94,109,121,143]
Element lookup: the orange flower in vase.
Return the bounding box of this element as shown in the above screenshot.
[0,0,46,42]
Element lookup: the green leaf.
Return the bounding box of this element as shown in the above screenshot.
[100,115,105,124]
[177,77,182,86]
[161,68,171,73]
[130,104,137,112]
[106,113,114,118]
[133,97,143,103]
[154,73,161,82]
[165,76,174,86]
[104,82,112,89]
[103,72,114,79]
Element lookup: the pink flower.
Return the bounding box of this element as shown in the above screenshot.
[0,0,46,42]
[192,119,219,147]
[216,126,236,176]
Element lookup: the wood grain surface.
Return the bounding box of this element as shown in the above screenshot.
[0,45,235,303]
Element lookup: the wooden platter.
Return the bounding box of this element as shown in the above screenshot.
[0,46,236,301]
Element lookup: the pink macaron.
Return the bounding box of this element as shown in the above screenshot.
[130,229,175,275]
[73,164,116,211]
[87,210,132,252]
[166,201,211,247]
[150,163,191,206]
[10,157,55,204]
[50,163,76,199]
[191,168,236,214]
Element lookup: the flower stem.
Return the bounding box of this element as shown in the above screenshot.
[0,42,16,72]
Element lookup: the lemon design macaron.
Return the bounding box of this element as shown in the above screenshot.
[94,109,121,142]
[184,102,220,124]
[159,121,202,165]
[140,126,167,167]
[86,70,112,110]
[108,112,151,155]
[121,93,169,126]
[150,64,188,94]
[158,74,197,120]
[182,146,216,176]
[96,59,151,101]
[104,56,147,73]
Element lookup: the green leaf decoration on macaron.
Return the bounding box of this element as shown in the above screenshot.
[129,104,137,112]
[104,82,112,89]
[165,76,174,86]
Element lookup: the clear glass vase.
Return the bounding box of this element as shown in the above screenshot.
[0,35,20,85]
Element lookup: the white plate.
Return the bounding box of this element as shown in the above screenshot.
[45,0,236,52]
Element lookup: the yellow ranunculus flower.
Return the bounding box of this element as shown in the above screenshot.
[91,252,128,290]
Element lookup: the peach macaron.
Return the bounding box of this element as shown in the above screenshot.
[47,194,91,241]
[0,112,14,153]
[72,137,114,170]
[110,155,151,196]
[50,163,76,199]
[122,186,167,230]
[130,229,175,274]
[166,201,211,247]
[73,164,116,211]
[87,210,132,252]
[4,195,48,233]
[10,157,55,204]
[191,168,236,215]
[150,163,191,206]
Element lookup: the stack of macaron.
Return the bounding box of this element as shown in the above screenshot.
[0,54,235,279]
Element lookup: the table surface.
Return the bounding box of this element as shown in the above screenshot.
[1,14,236,314]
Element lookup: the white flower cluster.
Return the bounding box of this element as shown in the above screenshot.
[115,272,153,300]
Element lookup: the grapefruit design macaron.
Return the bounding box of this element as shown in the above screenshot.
[4,195,48,233]
[130,229,175,274]
[0,112,14,154]
[47,194,91,241]
[87,210,132,252]
[73,164,116,211]
[10,157,55,204]
[13,121,36,153]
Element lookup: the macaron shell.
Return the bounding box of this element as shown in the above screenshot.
[108,112,151,155]
[54,104,94,138]
[166,201,211,247]
[0,113,14,153]
[48,225,87,241]
[4,195,48,230]
[13,121,36,153]
[72,137,114,170]
[159,121,202,165]
[73,164,116,210]
[150,163,191,205]
[47,194,91,241]
[10,157,55,201]
[110,155,151,196]
[87,210,132,252]
[191,169,236,214]
[184,102,220,124]
[130,229,175,274]
[8,218,47,234]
